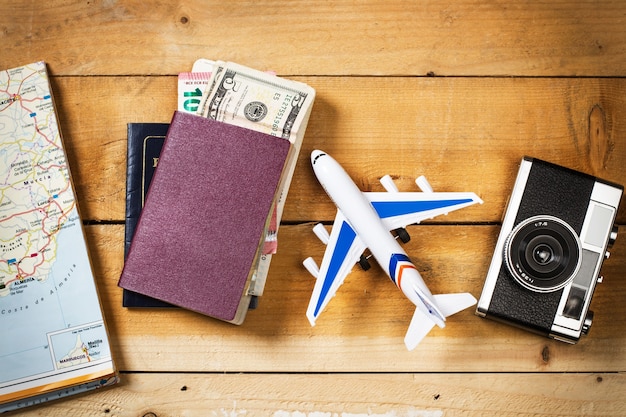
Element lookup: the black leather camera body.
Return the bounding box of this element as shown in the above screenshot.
[477,157,623,343]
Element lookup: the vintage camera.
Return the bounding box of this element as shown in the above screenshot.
[477,157,623,343]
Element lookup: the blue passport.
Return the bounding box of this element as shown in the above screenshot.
[123,123,172,307]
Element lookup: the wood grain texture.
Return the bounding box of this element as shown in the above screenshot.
[13,373,626,417]
[84,224,626,373]
[49,76,626,222]
[2,0,626,415]
[2,1,626,76]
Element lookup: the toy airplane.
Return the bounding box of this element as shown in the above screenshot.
[303,150,483,350]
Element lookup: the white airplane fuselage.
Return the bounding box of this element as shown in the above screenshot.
[311,151,446,326]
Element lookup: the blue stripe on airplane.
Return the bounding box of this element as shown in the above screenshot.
[313,220,356,317]
[389,253,412,285]
[371,198,473,219]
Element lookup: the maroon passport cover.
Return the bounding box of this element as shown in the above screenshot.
[118,111,290,323]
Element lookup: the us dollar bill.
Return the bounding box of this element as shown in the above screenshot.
[198,61,314,144]
[194,61,316,298]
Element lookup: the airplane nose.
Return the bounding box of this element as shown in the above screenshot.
[311,150,326,165]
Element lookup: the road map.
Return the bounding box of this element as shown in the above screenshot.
[0,62,116,411]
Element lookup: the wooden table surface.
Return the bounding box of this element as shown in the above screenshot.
[3,1,626,416]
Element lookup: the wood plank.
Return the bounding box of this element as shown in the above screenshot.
[13,372,626,417]
[2,1,626,76]
[86,223,626,373]
[50,76,626,222]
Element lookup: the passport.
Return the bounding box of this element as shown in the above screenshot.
[123,123,173,307]
[118,112,290,323]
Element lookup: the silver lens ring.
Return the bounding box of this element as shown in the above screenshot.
[504,215,582,293]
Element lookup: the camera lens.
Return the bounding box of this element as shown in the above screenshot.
[533,243,554,265]
[526,235,562,275]
[505,216,581,292]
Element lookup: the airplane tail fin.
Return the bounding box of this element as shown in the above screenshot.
[404,292,476,351]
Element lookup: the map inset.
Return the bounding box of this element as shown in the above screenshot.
[50,322,111,369]
[0,62,112,387]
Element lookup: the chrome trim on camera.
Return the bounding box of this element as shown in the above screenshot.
[476,159,532,316]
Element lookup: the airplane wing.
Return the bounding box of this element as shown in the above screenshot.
[306,210,366,326]
[364,192,483,232]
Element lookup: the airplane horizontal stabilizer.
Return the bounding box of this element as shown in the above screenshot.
[404,307,436,351]
[433,293,477,318]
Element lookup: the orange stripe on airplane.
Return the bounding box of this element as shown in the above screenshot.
[396,263,417,290]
